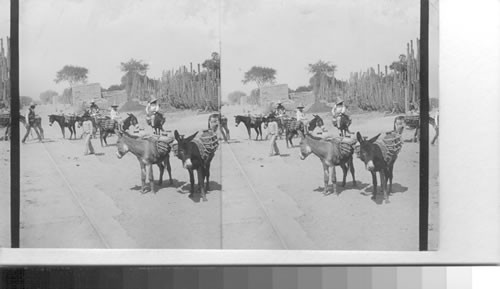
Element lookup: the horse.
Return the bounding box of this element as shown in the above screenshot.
[95,113,138,146]
[333,114,352,137]
[149,112,166,135]
[115,131,173,194]
[298,131,356,195]
[234,115,263,141]
[356,132,397,203]
[208,113,230,142]
[48,114,77,139]
[0,113,10,141]
[174,130,216,202]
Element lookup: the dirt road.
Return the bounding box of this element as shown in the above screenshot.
[221,106,439,250]
[0,139,10,247]
[20,106,222,248]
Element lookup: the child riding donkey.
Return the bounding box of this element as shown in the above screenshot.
[332,98,353,136]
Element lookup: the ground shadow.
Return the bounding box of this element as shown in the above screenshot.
[313,180,368,195]
[362,182,408,194]
[278,153,290,157]
[226,139,241,144]
[176,180,221,203]
[93,152,105,156]
[130,178,187,193]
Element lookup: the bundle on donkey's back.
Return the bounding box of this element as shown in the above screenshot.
[298,130,357,196]
[115,129,174,194]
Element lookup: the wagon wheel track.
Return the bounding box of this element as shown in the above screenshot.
[39,142,111,248]
[224,143,289,249]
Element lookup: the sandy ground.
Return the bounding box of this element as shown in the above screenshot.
[221,105,439,250]
[0,136,10,247]
[20,105,222,248]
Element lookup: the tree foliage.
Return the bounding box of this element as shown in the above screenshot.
[20,96,33,107]
[39,90,58,104]
[389,54,407,74]
[247,88,260,105]
[308,60,337,101]
[105,84,125,91]
[202,52,220,75]
[242,66,277,88]
[120,59,150,99]
[54,65,89,86]
[227,90,246,105]
[294,85,313,93]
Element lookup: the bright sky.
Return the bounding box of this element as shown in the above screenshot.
[19,0,219,98]
[0,0,9,42]
[221,0,436,98]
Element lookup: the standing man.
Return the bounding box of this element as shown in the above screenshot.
[22,103,43,144]
[332,98,350,128]
[267,116,280,156]
[82,116,95,155]
[145,98,159,126]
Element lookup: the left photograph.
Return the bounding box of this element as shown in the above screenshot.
[19,0,222,248]
[0,0,10,248]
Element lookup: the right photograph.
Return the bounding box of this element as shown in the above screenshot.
[220,0,439,250]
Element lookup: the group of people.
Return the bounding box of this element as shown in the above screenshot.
[266,98,350,157]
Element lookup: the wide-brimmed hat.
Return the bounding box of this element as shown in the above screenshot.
[111,104,119,108]
[336,98,344,105]
[30,102,36,107]
[149,98,158,104]
[296,103,305,109]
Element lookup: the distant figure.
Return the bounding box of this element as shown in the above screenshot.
[89,99,100,116]
[82,117,95,155]
[296,104,306,121]
[267,117,280,156]
[22,102,43,144]
[276,102,286,116]
[409,101,418,115]
[146,98,160,126]
[332,98,350,128]
[110,104,123,131]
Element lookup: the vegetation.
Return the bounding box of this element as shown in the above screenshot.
[54,65,89,87]
[242,66,277,88]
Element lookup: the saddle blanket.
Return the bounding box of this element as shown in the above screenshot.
[375,132,403,164]
[142,134,174,157]
[325,136,356,159]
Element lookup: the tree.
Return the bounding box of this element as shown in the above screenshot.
[242,66,277,88]
[120,58,150,99]
[20,96,33,107]
[308,60,337,101]
[227,90,246,105]
[389,54,407,74]
[202,52,220,75]
[295,85,313,93]
[54,65,89,86]
[247,88,260,105]
[39,90,58,104]
[106,84,125,91]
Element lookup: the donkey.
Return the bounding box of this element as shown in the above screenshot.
[150,112,166,135]
[235,115,263,140]
[115,131,173,194]
[96,113,138,146]
[333,114,353,137]
[282,118,304,148]
[174,130,215,202]
[298,131,356,195]
[0,114,10,141]
[208,113,230,142]
[48,114,77,139]
[308,114,325,133]
[356,132,396,203]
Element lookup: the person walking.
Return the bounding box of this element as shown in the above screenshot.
[267,117,280,156]
[82,116,95,155]
[22,103,42,144]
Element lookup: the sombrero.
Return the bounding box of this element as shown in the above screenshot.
[296,103,305,109]
[336,98,344,105]
[30,102,36,107]
[111,104,119,108]
[149,98,158,104]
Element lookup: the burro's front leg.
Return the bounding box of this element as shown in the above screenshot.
[138,159,147,193]
[188,169,195,197]
[330,164,337,195]
[322,162,329,195]
[197,169,207,202]
[149,164,155,193]
[380,169,389,204]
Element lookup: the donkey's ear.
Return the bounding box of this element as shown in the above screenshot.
[368,133,381,143]
[185,131,199,143]
[174,130,181,141]
[356,132,364,143]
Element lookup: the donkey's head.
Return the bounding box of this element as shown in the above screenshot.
[174,130,199,169]
[298,131,313,160]
[123,113,139,130]
[309,114,325,132]
[115,130,129,159]
[48,114,56,126]
[356,132,381,171]
[234,115,243,127]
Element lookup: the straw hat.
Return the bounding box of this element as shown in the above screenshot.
[296,103,305,109]
[30,102,36,107]
[111,103,119,108]
[336,98,344,105]
[149,98,158,105]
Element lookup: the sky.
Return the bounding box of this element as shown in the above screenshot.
[0,0,9,41]
[221,0,438,98]
[19,0,219,98]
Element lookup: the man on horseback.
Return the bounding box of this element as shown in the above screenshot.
[276,102,286,117]
[146,98,160,126]
[332,98,351,129]
[22,102,42,144]
[110,104,124,131]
